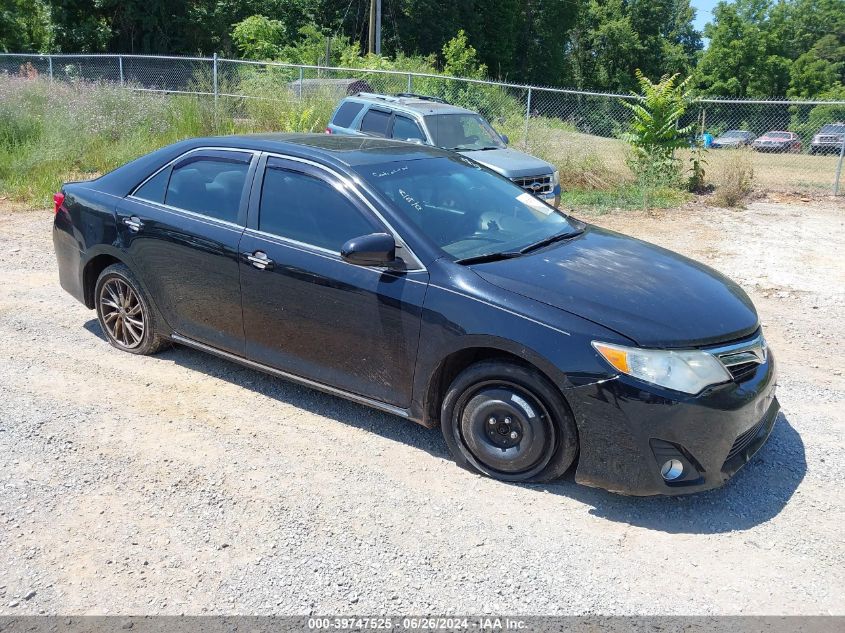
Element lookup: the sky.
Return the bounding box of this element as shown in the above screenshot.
[691,0,720,33]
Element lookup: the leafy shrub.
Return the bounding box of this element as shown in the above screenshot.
[621,71,694,186]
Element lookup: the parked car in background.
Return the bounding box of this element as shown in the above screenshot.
[711,130,755,149]
[326,92,561,206]
[52,134,778,495]
[752,131,802,153]
[810,123,845,155]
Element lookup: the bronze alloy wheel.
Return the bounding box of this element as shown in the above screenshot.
[98,277,145,349]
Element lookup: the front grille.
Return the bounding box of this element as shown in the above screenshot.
[710,333,767,383]
[818,135,843,143]
[726,417,766,462]
[727,361,758,381]
[512,174,553,195]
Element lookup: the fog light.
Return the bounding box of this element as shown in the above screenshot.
[660,459,684,481]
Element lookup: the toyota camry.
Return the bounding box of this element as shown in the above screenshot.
[53,134,779,495]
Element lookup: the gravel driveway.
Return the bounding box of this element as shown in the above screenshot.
[0,197,843,615]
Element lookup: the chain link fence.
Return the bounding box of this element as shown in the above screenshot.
[2,52,845,195]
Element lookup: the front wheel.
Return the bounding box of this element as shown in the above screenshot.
[440,361,578,482]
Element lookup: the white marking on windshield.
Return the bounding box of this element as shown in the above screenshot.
[371,165,409,178]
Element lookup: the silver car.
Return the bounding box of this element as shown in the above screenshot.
[326,93,561,206]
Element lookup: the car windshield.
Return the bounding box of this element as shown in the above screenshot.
[425,113,505,150]
[722,130,747,138]
[358,156,578,261]
[765,132,791,139]
[820,124,845,134]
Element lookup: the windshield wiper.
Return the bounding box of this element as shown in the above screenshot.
[448,144,500,151]
[455,250,522,265]
[518,229,584,254]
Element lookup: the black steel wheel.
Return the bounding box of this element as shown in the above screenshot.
[95,263,168,355]
[441,361,578,483]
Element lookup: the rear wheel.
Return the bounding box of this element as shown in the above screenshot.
[95,263,168,355]
[440,361,578,482]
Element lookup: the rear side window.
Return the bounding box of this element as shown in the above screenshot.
[360,109,391,137]
[259,166,380,252]
[391,115,424,141]
[332,101,365,128]
[165,157,250,223]
[134,168,170,203]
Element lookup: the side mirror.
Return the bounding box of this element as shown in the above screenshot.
[499,133,509,145]
[341,232,396,266]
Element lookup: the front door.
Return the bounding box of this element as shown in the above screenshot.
[118,149,257,355]
[238,156,428,407]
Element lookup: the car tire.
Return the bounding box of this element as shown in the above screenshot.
[95,263,169,355]
[440,360,578,483]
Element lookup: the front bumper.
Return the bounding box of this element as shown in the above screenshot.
[565,351,779,496]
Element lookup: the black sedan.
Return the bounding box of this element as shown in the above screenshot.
[53,134,778,495]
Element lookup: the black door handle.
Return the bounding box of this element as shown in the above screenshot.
[246,251,274,270]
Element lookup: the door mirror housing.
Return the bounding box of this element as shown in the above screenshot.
[499,133,509,145]
[341,232,396,266]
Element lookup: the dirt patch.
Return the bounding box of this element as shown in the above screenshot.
[0,199,843,615]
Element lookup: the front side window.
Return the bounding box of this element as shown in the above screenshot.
[391,115,425,141]
[165,156,250,223]
[259,166,380,252]
[358,156,577,261]
[360,109,391,137]
[424,113,505,150]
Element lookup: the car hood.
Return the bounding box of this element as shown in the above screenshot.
[460,148,554,178]
[471,226,759,348]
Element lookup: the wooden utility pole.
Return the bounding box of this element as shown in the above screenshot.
[368,0,381,55]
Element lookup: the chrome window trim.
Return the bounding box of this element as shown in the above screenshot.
[125,196,247,234]
[261,152,427,272]
[125,147,261,201]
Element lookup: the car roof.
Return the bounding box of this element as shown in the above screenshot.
[93,133,452,196]
[346,93,476,116]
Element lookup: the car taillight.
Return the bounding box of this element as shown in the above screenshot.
[324,127,332,134]
[53,192,65,215]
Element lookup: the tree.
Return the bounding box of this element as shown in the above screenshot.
[696,0,791,97]
[0,0,53,52]
[232,15,286,60]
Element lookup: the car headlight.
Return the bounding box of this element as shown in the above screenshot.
[592,341,732,394]
[553,170,560,187]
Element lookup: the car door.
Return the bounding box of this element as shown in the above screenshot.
[119,148,257,355]
[357,107,392,137]
[238,155,429,408]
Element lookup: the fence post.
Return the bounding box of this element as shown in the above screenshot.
[524,87,532,150]
[407,73,412,93]
[835,135,845,196]
[48,55,53,81]
[118,55,124,86]
[212,53,219,105]
[298,66,303,101]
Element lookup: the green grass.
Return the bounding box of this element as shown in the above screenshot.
[562,185,691,213]
[0,75,700,211]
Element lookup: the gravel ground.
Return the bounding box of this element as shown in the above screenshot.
[0,197,843,616]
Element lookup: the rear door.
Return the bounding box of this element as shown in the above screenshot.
[238,155,429,407]
[358,107,392,137]
[119,148,257,355]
